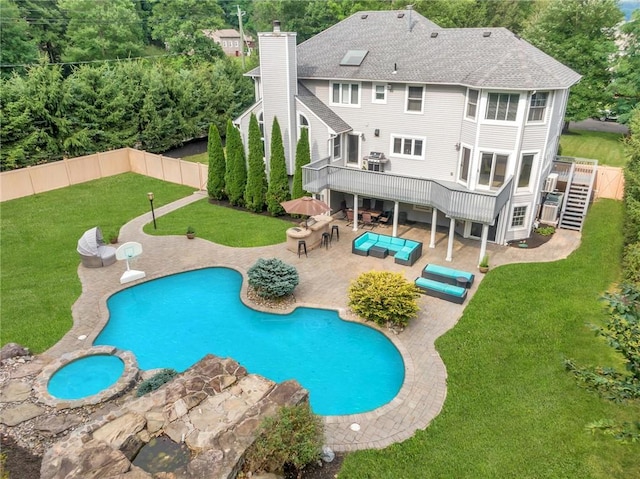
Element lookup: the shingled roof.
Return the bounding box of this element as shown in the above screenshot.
[296,84,352,134]
[251,10,581,90]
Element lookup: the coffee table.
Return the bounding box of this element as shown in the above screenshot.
[369,245,389,259]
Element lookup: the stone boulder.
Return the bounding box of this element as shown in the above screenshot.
[0,342,30,361]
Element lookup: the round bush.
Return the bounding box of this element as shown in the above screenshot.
[348,271,420,328]
[247,258,299,299]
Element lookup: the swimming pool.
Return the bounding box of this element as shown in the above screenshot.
[95,267,405,416]
[47,354,124,400]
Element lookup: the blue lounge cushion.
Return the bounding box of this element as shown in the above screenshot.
[424,264,473,281]
[415,277,465,297]
[356,240,376,251]
[390,237,405,246]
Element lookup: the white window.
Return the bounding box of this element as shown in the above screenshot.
[331,82,360,106]
[223,40,227,47]
[517,153,535,190]
[466,89,479,119]
[234,40,239,47]
[485,93,519,121]
[333,135,342,159]
[511,205,528,228]
[478,152,508,189]
[527,92,548,122]
[458,146,472,184]
[406,85,424,113]
[298,114,309,139]
[372,83,387,104]
[391,135,425,159]
[258,112,265,156]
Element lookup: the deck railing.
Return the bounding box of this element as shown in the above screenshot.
[303,161,512,223]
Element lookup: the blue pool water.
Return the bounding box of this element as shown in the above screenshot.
[48,355,124,400]
[95,267,404,415]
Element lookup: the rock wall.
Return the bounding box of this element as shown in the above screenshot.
[40,354,308,479]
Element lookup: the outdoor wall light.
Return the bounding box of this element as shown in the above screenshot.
[374,129,380,137]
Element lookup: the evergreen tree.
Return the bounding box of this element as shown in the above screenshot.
[266,117,290,215]
[224,119,247,206]
[207,123,226,200]
[245,113,267,212]
[0,0,39,77]
[292,127,310,199]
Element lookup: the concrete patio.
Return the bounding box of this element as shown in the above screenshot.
[41,191,581,452]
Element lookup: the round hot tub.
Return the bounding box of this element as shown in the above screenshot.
[48,354,125,400]
[34,346,139,408]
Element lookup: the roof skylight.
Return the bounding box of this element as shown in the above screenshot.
[340,50,369,66]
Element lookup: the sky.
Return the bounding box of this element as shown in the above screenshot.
[620,0,640,20]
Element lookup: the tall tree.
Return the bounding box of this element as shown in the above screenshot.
[224,120,247,206]
[292,127,310,199]
[14,0,67,62]
[148,0,225,58]
[0,0,39,76]
[523,0,623,124]
[266,117,289,216]
[245,113,267,212]
[612,10,640,124]
[59,0,145,62]
[207,123,226,200]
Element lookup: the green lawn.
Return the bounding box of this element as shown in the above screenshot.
[0,173,195,353]
[560,130,628,167]
[338,199,640,478]
[142,198,293,246]
[181,152,208,164]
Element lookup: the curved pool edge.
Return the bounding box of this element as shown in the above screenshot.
[34,346,139,409]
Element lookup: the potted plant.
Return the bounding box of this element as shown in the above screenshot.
[478,254,489,273]
[186,226,196,239]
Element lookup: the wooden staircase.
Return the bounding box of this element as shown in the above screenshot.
[555,158,597,231]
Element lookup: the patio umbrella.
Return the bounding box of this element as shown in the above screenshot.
[280,196,331,228]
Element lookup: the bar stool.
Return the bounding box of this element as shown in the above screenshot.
[321,232,330,249]
[331,224,339,242]
[297,240,307,258]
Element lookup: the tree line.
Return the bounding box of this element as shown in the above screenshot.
[0,57,253,170]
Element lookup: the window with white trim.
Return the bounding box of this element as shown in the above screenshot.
[511,205,528,228]
[333,135,342,159]
[527,92,548,122]
[458,147,472,183]
[485,93,519,121]
[372,83,386,104]
[331,82,360,106]
[391,135,425,159]
[223,40,227,47]
[478,152,508,189]
[406,85,424,113]
[298,114,309,142]
[234,40,239,47]
[466,89,479,119]
[517,153,535,190]
[258,112,265,156]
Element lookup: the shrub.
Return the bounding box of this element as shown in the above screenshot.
[245,113,267,212]
[243,403,323,475]
[348,271,420,328]
[623,242,640,286]
[266,117,289,216]
[207,123,226,200]
[136,369,178,397]
[535,225,556,236]
[247,258,299,299]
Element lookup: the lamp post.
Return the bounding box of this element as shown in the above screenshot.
[147,192,156,229]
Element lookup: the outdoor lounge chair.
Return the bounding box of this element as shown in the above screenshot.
[77,227,117,268]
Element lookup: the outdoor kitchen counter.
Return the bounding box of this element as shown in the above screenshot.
[285,215,333,253]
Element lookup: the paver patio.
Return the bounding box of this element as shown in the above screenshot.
[41,191,581,451]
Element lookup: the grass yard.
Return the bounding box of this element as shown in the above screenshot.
[560,130,628,167]
[142,198,293,247]
[181,152,208,164]
[338,199,640,479]
[0,174,196,353]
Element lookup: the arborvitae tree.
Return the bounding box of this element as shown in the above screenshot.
[245,113,267,212]
[292,127,310,199]
[207,123,226,200]
[266,117,290,216]
[224,119,247,206]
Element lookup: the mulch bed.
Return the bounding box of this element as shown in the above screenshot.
[507,231,554,249]
[1,434,41,479]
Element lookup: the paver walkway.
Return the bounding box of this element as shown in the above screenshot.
[42,191,581,452]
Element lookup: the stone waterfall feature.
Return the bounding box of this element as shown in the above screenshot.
[40,354,308,479]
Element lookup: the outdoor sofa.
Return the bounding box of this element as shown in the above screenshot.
[352,231,423,266]
[422,264,475,287]
[414,277,467,304]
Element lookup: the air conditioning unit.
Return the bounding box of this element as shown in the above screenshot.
[543,173,558,193]
[540,203,559,223]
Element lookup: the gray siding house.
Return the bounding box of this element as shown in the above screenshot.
[234,9,582,263]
